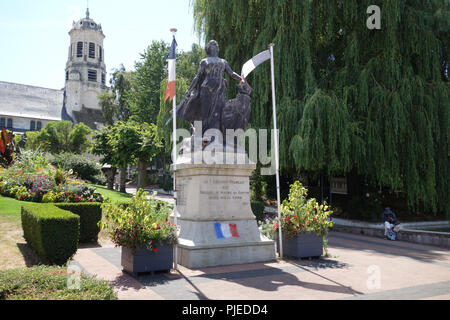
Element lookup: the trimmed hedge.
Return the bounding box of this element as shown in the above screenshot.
[251,201,266,222]
[54,203,102,243]
[21,204,80,265]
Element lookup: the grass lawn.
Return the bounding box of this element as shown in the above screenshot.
[0,197,41,269]
[89,184,133,203]
[0,265,117,300]
[0,186,130,270]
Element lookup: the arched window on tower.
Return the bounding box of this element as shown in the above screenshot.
[77,42,83,57]
[30,121,36,131]
[99,46,102,62]
[89,43,95,59]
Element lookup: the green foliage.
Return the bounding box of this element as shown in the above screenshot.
[193,0,450,215]
[52,152,104,184]
[0,265,117,300]
[130,40,170,124]
[21,203,80,265]
[260,182,333,240]
[100,189,177,253]
[347,196,383,223]
[99,65,134,125]
[54,203,102,243]
[32,121,92,154]
[92,120,162,169]
[251,200,265,222]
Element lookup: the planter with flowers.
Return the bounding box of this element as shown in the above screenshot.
[260,181,333,258]
[100,189,178,274]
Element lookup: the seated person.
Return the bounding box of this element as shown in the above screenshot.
[384,214,397,240]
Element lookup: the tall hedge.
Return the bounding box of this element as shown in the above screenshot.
[54,203,102,243]
[21,204,79,265]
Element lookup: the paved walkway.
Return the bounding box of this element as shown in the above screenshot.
[71,231,450,300]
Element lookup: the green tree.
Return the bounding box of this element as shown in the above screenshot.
[130,40,169,124]
[33,121,92,154]
[99,65,134,125]
[193,0,450,215]
[92,121,162,192]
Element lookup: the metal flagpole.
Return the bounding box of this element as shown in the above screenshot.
[269,43,283,259]
[171,28,178,270]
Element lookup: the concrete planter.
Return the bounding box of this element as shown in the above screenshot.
[121,244,173,274]
[276,232,323,258]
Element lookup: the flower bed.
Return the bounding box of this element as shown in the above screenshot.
[0,150,103,204]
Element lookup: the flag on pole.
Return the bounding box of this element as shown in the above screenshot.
[241,49,271,79]
[164,36,177,102]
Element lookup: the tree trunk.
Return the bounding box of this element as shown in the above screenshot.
[107,167,117,190]
[137,159,147,190]
[119,166,127,193]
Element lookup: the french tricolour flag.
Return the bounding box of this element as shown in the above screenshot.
[164,36,177,102]
[214,222,240,239]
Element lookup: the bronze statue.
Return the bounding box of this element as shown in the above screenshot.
[176,40,252,137]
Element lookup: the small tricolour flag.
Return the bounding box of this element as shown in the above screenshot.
[164,36,177,102]
[241,49,271,79]
[214,222,240,239]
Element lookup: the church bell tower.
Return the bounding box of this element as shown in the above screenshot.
[64,7,107,125]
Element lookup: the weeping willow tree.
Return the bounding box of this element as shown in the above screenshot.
[193,0,449,214]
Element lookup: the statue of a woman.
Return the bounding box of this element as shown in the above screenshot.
[176,40,243,135]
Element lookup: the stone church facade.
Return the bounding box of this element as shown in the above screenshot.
[0,8,106,133]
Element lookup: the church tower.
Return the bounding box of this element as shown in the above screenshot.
[64,7,106,128]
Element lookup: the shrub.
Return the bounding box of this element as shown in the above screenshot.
[251,201,265,222]
[0,265,117,300]
[100,189,177,254]
[21,203,79,265]
[54,203,102,243]
[53,153,103,183]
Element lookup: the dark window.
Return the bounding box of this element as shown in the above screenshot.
[99,46,102,61]
[88,69,97,82]
[0,118,5,129]
[77,42,83,57]
[66,71,69,80]
[6,118,12,129]
[30,121,36,131]
[101,73,106,84]
[89,42,95,58]
[37,121,42,131]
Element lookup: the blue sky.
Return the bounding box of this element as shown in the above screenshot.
[0,0,199,89]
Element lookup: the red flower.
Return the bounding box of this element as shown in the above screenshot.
[153,248,158,253]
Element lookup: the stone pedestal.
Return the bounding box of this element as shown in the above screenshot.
[170,149,275,269]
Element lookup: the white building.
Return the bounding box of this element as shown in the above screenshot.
[0,8,106,133]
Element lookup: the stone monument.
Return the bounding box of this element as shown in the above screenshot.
[170,40,275,268]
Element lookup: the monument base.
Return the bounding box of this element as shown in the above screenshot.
[175,219,276,269]
[171,151,276,269]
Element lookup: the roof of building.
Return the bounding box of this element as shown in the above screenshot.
[70,8,104,35]
[0,81,64,121]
